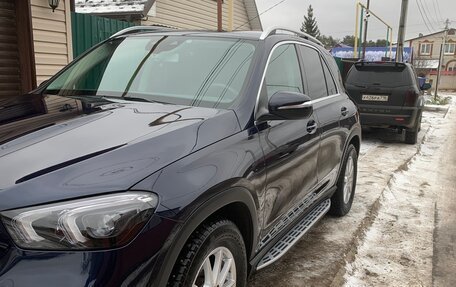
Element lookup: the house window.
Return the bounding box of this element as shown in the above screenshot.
[444,43,456,55]
[447,61,456,72]
[420,43,432,55]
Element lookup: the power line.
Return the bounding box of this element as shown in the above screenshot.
[415,0,433,33]
[417,0,436,31]
[435,0,443,22]
[234,0,287,30]
[431,0,443,23]
[420,0,438,25]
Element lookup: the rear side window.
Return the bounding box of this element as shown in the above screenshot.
[346,64,413,88]
[321,57,338,95]
[298,46,327,100]
[265,44,303,98]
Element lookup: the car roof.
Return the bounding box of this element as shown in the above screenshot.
[353,61,412,68]
[120,30,264,41]
[116,28,325,48]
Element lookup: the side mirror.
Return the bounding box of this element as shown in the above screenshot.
[420,82,432,91]
[268,91,313,120]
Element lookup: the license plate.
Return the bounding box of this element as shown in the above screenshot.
[362,94,389,102]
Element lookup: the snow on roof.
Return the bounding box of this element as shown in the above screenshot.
[414,59,439,69]
[331,47,413,62]
[75,0,153,15]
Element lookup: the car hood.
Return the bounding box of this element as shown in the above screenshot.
[0,101,240,210]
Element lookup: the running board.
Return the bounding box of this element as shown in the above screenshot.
[256,199,331,270]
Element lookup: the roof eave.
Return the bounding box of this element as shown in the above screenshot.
[243,0,262,31]
[406,28,455,42]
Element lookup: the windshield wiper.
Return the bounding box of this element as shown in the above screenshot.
[65,95,113,104]
[121,96,154,103]
[102,95,170,104]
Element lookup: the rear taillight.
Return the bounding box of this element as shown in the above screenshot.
[404,90,418,106]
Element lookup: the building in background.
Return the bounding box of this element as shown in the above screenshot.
[75,0,262,31]
[406,29,456,91]
[0,0,79,136]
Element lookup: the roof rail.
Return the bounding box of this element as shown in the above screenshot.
[260,27,323,46]
[110,26,174,38]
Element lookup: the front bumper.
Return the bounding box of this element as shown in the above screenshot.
[0,215,177,287]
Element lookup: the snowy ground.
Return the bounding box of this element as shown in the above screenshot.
[249,94,455,287]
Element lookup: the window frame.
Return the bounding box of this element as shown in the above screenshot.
[296,45,328,100]
[296,43,340,99]
[444,43,456,55]
[447,61,456,72]
[320,55,339,96]
[263,43,305,99]
[254,40,342,120]
[419,42,432,55]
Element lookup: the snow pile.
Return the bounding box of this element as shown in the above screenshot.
[343,97,455,286]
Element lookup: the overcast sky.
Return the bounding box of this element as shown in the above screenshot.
[256,0,456,41]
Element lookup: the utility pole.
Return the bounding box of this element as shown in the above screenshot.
[361,0,371,60]
[435,19,450,98]
[396,0,409,62]
[217,0,223,32]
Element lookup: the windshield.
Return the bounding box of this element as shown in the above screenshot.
[45,36,257,109]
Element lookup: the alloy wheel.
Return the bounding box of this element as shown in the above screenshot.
[343,155,355,204]
[192,247,237,287]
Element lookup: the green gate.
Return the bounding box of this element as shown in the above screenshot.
[71,13,134,58]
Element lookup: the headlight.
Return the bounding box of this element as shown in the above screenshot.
[0,192,158,250]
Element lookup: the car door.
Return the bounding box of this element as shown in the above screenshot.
[297,45,347,188]
[256,43,320,242]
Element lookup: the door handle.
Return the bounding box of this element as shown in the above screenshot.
[306,120,317,134]
[341,107,348,116]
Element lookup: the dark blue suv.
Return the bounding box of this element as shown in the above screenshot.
[0,27,361,287]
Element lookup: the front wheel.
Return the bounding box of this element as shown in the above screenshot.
[168,219,247,287]
[329,144,358,217]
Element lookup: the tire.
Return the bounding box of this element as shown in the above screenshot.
[329,144,358,217]
[405,112,421,145]
[168,219,247,287]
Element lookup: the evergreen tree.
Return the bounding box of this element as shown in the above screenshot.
[301,5,320,38]
[341,35,356,47]
[318,35,339,49]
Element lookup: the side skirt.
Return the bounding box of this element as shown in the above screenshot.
[255,198,331,270]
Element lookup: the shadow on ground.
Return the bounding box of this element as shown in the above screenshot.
[361,127,408,144]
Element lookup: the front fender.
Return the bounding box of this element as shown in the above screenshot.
[149,186,259,287]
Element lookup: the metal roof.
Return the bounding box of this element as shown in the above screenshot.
[406,29,456,42]
[75,0,155,16]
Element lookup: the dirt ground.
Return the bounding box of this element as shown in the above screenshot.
[249,94,456,287]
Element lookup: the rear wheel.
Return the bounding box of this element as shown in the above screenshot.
[405,112,422,145]
[168,219,247,287]
[329,144,358,217]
